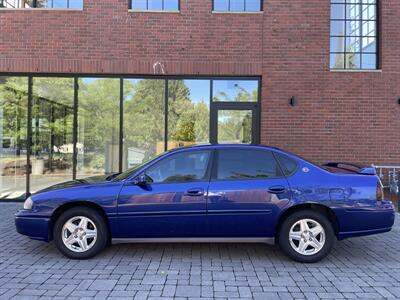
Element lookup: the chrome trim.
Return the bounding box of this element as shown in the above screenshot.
[112,237,275,245]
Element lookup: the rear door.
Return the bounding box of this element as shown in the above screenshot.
[207,148,291,237]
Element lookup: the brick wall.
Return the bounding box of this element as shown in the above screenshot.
[0,0,399,165]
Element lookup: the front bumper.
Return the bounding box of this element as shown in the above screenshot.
[15,210,51,242]
[337,200,395,240]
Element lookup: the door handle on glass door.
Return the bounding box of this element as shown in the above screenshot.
[185,188,204,196]
[267,186,286,194]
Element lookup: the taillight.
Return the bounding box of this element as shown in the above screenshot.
[376,179,384,201]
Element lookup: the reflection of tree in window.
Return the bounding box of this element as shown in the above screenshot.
[168,80,209,149]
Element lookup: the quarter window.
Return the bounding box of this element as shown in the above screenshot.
[275,153,298,176]
[330,0,378,70]
[213,0,261,12]
[215,149,282,180]
[131,0,179,11]
[145,150,211,183]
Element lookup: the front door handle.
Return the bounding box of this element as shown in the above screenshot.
[184,188,204,196]
[267,185,286,194]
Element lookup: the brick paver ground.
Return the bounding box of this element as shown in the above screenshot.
[1,202,400,300]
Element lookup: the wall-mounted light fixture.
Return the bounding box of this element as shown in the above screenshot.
[289,96,297,107]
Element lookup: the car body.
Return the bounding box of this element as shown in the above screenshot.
[15,144,395,262]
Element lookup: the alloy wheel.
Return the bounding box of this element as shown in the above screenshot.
[289,218,326,256]
[61,216,98,253]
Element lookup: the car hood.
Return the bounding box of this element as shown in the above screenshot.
[34,173,120,194]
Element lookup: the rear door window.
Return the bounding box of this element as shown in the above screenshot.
[215,148,283,180]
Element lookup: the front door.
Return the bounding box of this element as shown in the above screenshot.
[211,102,259,145]
[117,149,212,239]
[207,148,291,238]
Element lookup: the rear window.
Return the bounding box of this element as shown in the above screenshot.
[275,153,298,176]
[215,149,283,180]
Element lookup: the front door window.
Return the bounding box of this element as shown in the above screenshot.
[145,150,211,183]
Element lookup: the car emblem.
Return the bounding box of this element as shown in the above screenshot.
[302,167,310,173]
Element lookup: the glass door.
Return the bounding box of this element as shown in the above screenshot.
[211,103,259,145]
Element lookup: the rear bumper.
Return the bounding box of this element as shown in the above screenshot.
[337,200,395,240]
[15,210,51,242]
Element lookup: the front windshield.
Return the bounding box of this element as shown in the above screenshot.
[111,153,163,181]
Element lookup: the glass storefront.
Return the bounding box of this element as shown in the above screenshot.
[0,77,28,200]
[77,78,120,178]
[0,76,260,201]
[30,77,74,193]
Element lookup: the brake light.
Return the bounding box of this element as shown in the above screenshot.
[376,180,384,201]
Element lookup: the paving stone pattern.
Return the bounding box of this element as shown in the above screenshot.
[1,203,400,299]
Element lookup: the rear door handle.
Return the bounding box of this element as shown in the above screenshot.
[184,188,204,196]
[267,186,286,194]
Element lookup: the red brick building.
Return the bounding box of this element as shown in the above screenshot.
[0,0,399,199]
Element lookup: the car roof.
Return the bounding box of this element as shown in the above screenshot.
[169,144,281,152]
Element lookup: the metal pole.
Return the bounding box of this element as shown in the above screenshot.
[397,170,400,212]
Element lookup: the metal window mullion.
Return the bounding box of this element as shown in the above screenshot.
[26,76,32,198]
[244,0,246,11]
[359,1,364,68]
[164,80,168,152]
[119,78,123,173]
[344,0,347,69]
[72,77,78,180]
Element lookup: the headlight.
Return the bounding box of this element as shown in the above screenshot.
[23,197,33,210]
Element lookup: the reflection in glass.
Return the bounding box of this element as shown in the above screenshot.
[345,53,361,69]
[0,77,28,200]
[31,78,74,193]
[330,37,345,52]
[77,78,120,177]
[218,110,252,144]
[132,0,178,11]
[36,0,83,8]
[0,0,31,8]
[330,0,377,70]
[213,80,258,102]
[330,53,345,69]
[213,0,261,11]
[123,79,165,171]
[168,80,210,150]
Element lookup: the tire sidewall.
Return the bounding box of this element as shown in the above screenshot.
[53,207,108,259]
[278,210,335,263]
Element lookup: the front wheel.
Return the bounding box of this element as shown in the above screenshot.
[53,207,108,259]
[278,210,335,263]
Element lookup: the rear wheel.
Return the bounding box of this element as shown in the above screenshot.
[53,207,108,259]
[278,210,334,263]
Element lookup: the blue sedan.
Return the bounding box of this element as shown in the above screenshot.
[15,145,395,262]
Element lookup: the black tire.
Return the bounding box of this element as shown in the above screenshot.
[278,210,335,263]
[53,206,108,259]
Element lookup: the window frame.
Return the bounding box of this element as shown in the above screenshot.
[129,0,180,12]
[143,149,214,184]
[330,0,379,70]
[212,0,263,13]
[0,0,83,9]
[211,147,286,182]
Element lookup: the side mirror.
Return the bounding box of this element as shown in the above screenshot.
[133,173,147,186]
